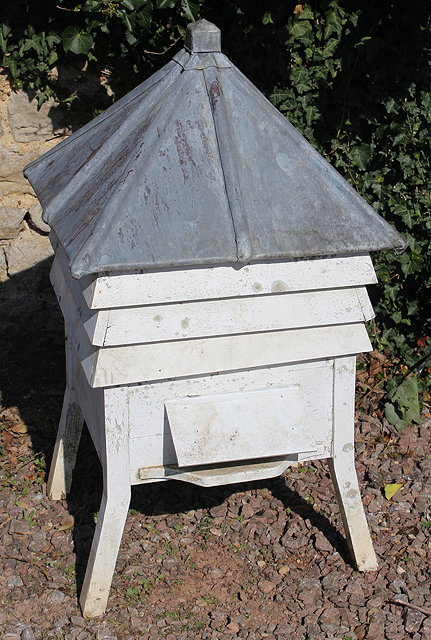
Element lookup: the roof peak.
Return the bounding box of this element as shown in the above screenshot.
[185,19,221,53]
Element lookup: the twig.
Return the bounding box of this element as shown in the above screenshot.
[355,373,392,406]
[0,554,50,580]
[14,455,38,473]
[389,597,431,617]
[0,516,12,528]
[144,38,180,56]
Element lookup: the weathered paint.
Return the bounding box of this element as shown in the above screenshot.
[54,251,376,345]
[24,21,405,278]
[166,378,331,466]
[82,253,378,310]
[79,387,131,618]
[46,324,84,500]
[88,323,372,388]
[136,458,295,487]
[329,356,378,572]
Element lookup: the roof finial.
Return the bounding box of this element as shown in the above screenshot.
[185,19,221,53]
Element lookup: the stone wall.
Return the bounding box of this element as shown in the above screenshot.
[0,72,69,282]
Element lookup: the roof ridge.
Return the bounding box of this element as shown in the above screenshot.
[203,66,252,262]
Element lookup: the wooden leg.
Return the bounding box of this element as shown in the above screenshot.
[79,484,131,617]
[80,387,131,618]
[329,356,378,572]
[47,335,84,500]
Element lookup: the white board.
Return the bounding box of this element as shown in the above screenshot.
[82,254,377,309]
[165,383,330,467]
[89,323,372,387]
[126,359,334,478]
[127,359,332,437]
[89,287,372,346]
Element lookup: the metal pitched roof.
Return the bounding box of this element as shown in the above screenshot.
[24,19,406,278]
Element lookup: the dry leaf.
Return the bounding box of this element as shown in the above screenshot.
[11,420,28,434]
[417,336,429,348]
[384,483,403,500]
[58,515,74,531]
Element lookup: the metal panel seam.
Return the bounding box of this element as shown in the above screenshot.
[203,66,252,262]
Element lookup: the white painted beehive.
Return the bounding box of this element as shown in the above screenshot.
[24,20,405,618]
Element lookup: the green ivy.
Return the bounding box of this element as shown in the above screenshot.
[1,1,430,402]
[0,0,203,107]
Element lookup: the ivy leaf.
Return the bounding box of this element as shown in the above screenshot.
[121,11,134,32]
[384,483,403,500]
[135,5,153,29]
[181,0,199,21]
[8,58,20,78]
[47,49,58,65]
[155,0,176,7]
[392,376,421,422]
[36,92,49,107]
[0,29,7,51]
[385,375,421,431]
[384,402,409,431]
[126,31,138,45]
[270,89,291,105]
[122,0,137,9]
[122,0,149,8]
[290,20,312,39]
[298,6,314,20]
[350,143,372,171]
[62,25,94,55]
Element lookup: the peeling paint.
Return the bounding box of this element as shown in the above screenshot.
[208,78,222,111]
[346,488,359,498]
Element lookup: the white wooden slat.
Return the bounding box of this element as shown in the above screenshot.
[69,342,104,461]
[90,323,372,387]
[52,247,376,347]
[79,385,131,618]
[355,287,375,322]
[127,359,332,439]
[134,458,295,487]
[329,356,378,571]
[50,230,94,293]
[50,260,98,385]
[52,253,107,346]
[82,254,377,309]
[166,378,332,467]
[96,287,371,346]
[51,262,371,389]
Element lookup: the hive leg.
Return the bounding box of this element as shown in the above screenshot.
[329,356,378,572]
[47,334,84,500]
[80,387,131,618]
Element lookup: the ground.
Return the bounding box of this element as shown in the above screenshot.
[0,261,430,640]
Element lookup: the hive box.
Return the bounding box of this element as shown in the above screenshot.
[24,19,406,618]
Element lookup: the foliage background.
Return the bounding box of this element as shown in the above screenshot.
[1,0,430,405]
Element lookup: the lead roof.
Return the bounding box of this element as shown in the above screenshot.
[24,19,406,278]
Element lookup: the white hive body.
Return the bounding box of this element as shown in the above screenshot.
[24,19,405,618]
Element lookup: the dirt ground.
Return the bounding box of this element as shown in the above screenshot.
[0,259,430,640]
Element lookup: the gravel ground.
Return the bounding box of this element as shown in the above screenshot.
[1,269,430,640]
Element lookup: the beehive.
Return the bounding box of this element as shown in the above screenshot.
[24,19,406,618]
